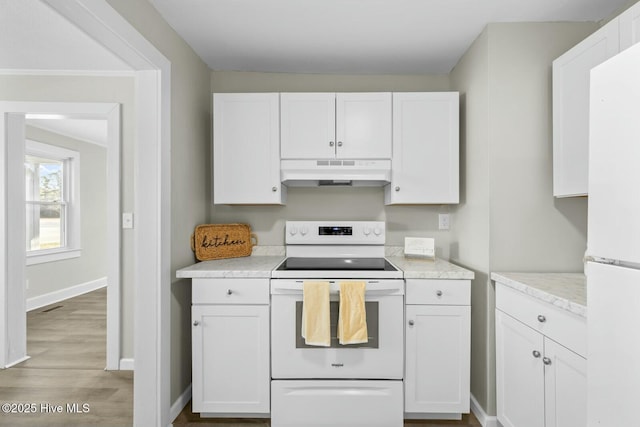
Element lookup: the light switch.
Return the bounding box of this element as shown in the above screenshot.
[122,212,134,229]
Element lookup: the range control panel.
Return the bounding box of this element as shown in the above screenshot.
[285,221,385,245]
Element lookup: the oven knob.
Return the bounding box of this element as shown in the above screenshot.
[363,227,371,236]
[289,226,298,236]
[373,227,382,236]
[300,226,308,236]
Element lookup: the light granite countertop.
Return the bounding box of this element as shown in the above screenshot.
[176,255,285,279]
[387,256,475,280]
[176,245,475,280]
[491,272,586,318]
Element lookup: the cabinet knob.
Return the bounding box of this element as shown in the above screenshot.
[329,141,335,147]
[272,186,277,192]
[436,290,443,297]
[193,320,200,326]
[227,289,233,295]
[337,141,343,147]
[537,315,546,323]
[543,357,552,366]
[408,320,415,326]
[395,186,400,192]
[532,350,541,358]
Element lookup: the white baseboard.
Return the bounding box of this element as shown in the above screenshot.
[27,277,107,312]
[119,358,134,371]
[4,355,30,369]
[471,394,500,427]
[169,384,192,426]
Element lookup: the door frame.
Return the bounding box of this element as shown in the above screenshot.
[1,102,121,369]
[1,1,172,426]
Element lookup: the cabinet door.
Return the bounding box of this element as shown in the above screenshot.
[544,339,587,427]
[405,305,470,414]
[335,93,392,159]
[552,20,619,197]
[192,305,270,414]
[280,93,336,159]
[496,310,545,427]
[213,93,284,204]
[620,1,640,51]
[385,92,459,205]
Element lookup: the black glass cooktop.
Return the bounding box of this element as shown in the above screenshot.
[276,257,397,271]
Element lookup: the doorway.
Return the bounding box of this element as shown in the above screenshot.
[1,104,121,370]
[1,1,172,425]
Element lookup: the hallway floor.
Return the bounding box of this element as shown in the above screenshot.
[0,288,133,426]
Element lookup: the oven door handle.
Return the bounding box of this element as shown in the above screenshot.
[270,285,404,296]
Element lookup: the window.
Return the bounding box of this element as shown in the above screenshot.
[25,140,80,265]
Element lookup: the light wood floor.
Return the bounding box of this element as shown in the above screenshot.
[0,288,133,426]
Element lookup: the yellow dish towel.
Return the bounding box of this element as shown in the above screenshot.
[337,281,368,345]
[302,281,331,347]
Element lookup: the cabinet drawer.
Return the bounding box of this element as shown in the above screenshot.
[193,278,270,305]
[496,283,586,357]
[406,279,470,305]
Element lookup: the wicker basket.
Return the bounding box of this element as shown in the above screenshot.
[190,223,258,261]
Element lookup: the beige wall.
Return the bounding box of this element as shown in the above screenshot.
[105,0,213,403]
[211,71,456,256]
[450,22,595,416]
[25,126,107,300]
[449,28,493,416]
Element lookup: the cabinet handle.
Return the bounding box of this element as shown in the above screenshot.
[337,141,343,147]
[227,289,233,295]
[272,186,277,192]
[543,357,552,366]
[395,186,400,192]
[408,320,415,326]
[436,290,443,297]
[193,320,200,326]
[537,315,546,323]
[329,141,335,147]
[532,350,541,358]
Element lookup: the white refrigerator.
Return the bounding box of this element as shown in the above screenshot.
[587,41,640,426]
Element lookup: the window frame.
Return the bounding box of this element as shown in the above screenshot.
[25,140,81,265]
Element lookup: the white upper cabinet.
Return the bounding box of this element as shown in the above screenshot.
[553,2,640,199]
[335,93,392,159]
[620,1,640,51]
[385,92,459,205]
[280,92,392,159]
[552,19,619,197]
[213,93,285,205]
[280,93,336,159]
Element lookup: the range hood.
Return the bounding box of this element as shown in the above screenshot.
[281,159,391,187]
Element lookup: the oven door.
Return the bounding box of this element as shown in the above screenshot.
[270,279,404,380]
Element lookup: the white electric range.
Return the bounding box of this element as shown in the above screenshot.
[270,221,405,427]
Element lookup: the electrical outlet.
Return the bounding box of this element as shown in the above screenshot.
[438,214,450,230]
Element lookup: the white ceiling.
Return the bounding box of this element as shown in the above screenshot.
[148,0,630,74]
[0,0,131,72]
[1,1,123,151]
[26,118,108,147]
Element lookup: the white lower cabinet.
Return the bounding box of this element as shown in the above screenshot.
[404,279,471,416]
[543,339,587,427]
[495,284,586,427]
[191,279,270,415]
